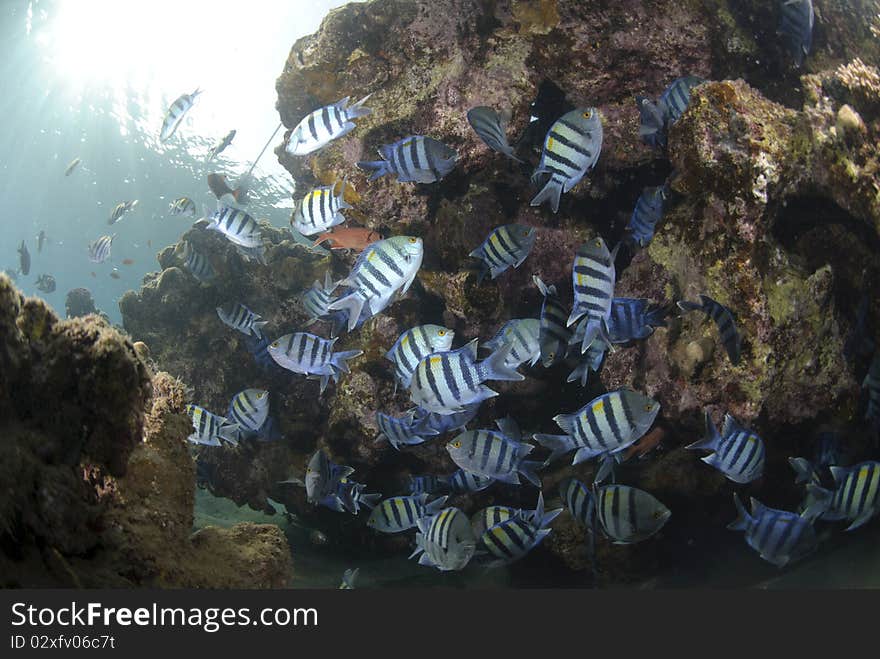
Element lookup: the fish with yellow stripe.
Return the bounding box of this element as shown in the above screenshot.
[367,494,448,533]
[686,411,765,484]
[596,484,671,544]
[469,224,537,282]
[478,492,562,566]
[410,507,476,571]
[286,94,373,156]
[328,236,424,332]
[445,416,544,487]
[569,237,619,353]
[185,404,237,447]
[409,339,523,415]
[385,324,454,391]
[374,409,439,450]
[267,332,363,394]
[533,388,660,483]
[728,494,817,567]
[530,107,603,213]
[803,461,880,531]
[291,181,352,236]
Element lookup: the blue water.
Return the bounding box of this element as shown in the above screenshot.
[0,0,351,323]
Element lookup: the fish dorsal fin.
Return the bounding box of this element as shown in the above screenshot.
[495,416,521,441]
[748,497,769,518]
[462,338,479,360]
[721,413,744,437]
[829,465,849,485]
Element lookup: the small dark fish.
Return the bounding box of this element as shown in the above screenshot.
[627,184,670,247]
[18,241,30,275]
[636,95,667,148]
[779,0,814,67]
[64,157,81,176]
[467,106,523,162]
[208,129,236,161]
[677,294,742,365]
[207,172,247,204]
[36,230,48,253]
[35,274,56,293]
[122,258,134,265]
[660,76,705,125]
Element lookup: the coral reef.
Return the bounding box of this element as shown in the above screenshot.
[119,0,880,585]
[0,275,291,587]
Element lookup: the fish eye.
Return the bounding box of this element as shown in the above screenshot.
[409,237,417,243]
[583,110,593,118]
[548,352,555,360]
[257,392,265,399]
[645,404,652,411]
[438,330,446,336]
[271,341,279,348]
[451,440,461,449]
[594,240,601,247]
[306,468,313,473]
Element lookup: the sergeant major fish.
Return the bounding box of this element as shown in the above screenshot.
[180,241,216,283]
[375,410,439,450]
[466,106,523,162]
[88,234,115,264]
[447,469,495,494]
[471,506,518,539]
[446,417,544,486]
[469,224,537,283]
[169,196,197,217]
[328,236,424,332]
[186,404,236,447]
[301,271,340,326]
[627,184,669,248]
[568,237,619,353]
[534,275,571,367]
[160,88,201,142]
[410,507,476,571]
[302,449,354,506]
[483,318,541,370]
[803,461,880,531]
[267,332,363,394]
[530,107,603,213]
[17,241,30,275]
[225,388,270,440]
[728,494,818,567]
[779,0,814,67]
[409,340,523,415]
[409,474,449,496]
[596,484,671,544]
[677,294,742,365]
[479,492,562,567]
[286,94,372,156]
[686,411,765,484]
[367,494,448,533]
[416,403,481,436]
[357,136,458,184]
[108,200,138,225]
[216,303,268,338]
[533,388,661,483]
[205,205,262,248]
[291,181,352,236]
[386,324,454,391]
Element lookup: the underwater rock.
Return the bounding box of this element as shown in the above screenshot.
[0,275,291,587]
[65,286,97,318]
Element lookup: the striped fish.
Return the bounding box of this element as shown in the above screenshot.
[565,338,607,387]
[627,185,669,247]
[530,107,603,213]
[533,388,661,482]
[447,469,494,494]
[216,303,267,338]
[357,135,458,184]
[659,76,705,125]
[864,352,880,433]
[386,324,454,390]
[180,241,216,283]
[286,94,372,156]
[687,412,765,484]
[367,494,448,533]
[226,388,270,437]
[185,404,236,447]
[677,294,742,365]
[479,492,561,566]
[339,568,359,589]
[415,403,481,435]
[471,506,519,539]
[446,417,543,486]
[410,507,476,571]
[560,478,596,530]
[291,181,352,236]
[483,318,541,369]
[636,94,668,148]
[779,0,814,66]
[304,449,354,505]
[302,271,340,326]
[571,297,667,346]
[409,339,523,415]
[469,224,537,282]
[375,410,439,450]
[328,236,424,332]
[206,205,262,248]
[169,196,197,217]
[267,332,363,394]
[108,200,138,225]
[534,276,571,367]
[409,474,450,496]
[466,106,522,162]
[319,478,380,514]
[804,461,880,531]
[88,234,115,263]
[728,494,817,567]
[596,484,671,544]
[160,88,201,142]
[568,237,619,353]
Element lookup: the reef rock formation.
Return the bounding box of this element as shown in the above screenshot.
[0,275,291,587]
[121,0,879,585]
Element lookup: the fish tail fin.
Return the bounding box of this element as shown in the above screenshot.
[359,493,382,510]
[594,455,615,484]
[356,160,393,181]
[676,299,704,314]
[331,349,363,374]
[327,294,364,332]
[425,495,449,515]
[726,493,752,531]
[686,411,723,451]
[530,176,564,213]
[480,344,524,382]
[252,320,269,337]
[518,461,544,488]
[788,457,816,485]
[346,93,373,119]
[802,484,833,521]
[532,433,575,463]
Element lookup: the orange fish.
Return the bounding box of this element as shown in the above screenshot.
[207,172,247,204]
[122,258,134,265]
[312,227,382,251]
[623,427,666,461]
